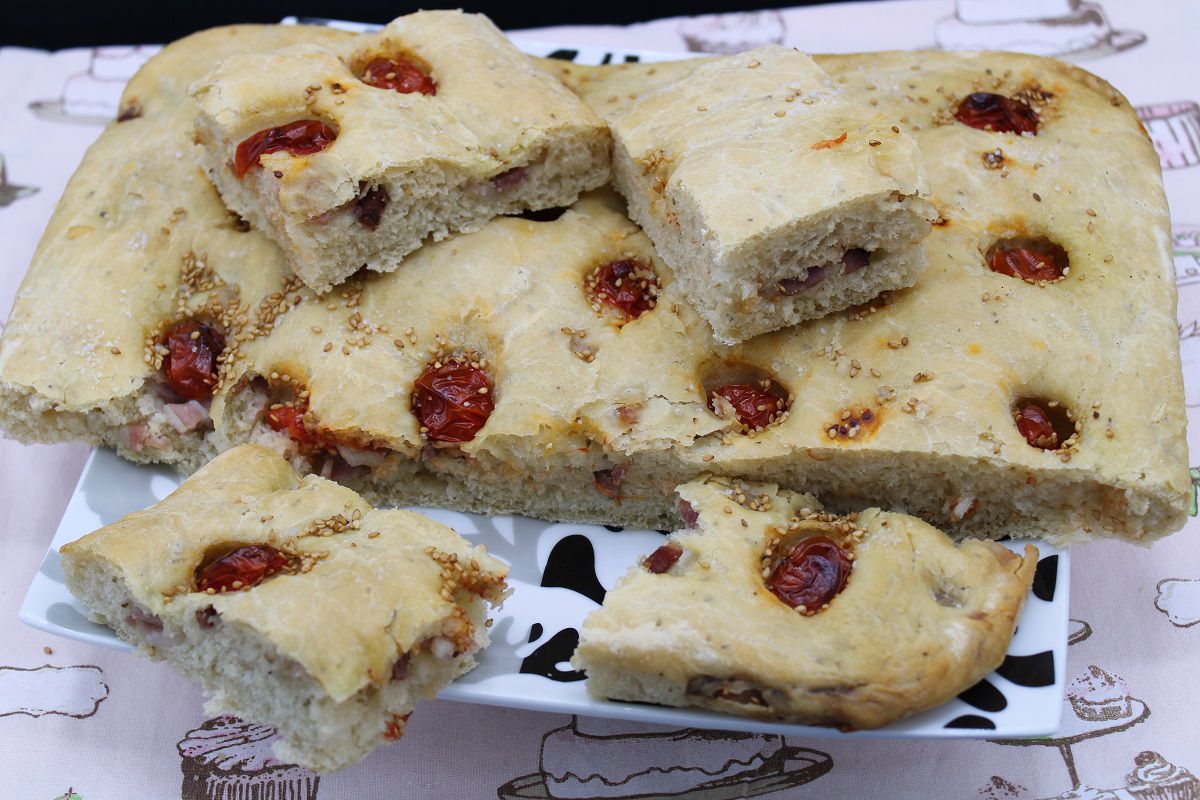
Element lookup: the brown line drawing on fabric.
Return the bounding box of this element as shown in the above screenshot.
[498,716,832,799]
[1155,578,1200,628]
[678,11,786,54]
[0,155,39,208]
[934,0,1145,60]
[177,716,319,800]
[27,46,159,126]
[0,664,108,719]
[1172,227,1200,409]
[980,750,1199,799]
[1140,104,1200,171]
[990,665,1151,793]
[1067,619,1092,646]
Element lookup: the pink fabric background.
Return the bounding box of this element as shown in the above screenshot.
[1,1,1197,797]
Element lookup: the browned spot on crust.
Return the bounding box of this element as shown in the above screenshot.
[811,132,848,150]
[823,407,884,443]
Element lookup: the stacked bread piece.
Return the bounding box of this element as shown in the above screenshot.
[192,12,611,293]
[0,10,1189,770]
[605,46,936,344]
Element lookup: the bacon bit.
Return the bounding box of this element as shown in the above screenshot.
[234,120,337,178]
[644,543,682,574]
[195,605,219,629]
[616,404,642,426]
[491,166,529,193]
[593,464,628,500]
[353,185,390,229]
[811,132,848,150]
[676,498,700,529]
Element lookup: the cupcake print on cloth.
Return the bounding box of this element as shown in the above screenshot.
[1066,666,1132,721]
[1125,752,1200,800]
[177,717,319,800]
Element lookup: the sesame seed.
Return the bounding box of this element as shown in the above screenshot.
[703,453,715,462]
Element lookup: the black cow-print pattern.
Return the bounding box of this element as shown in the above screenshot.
[945,553,1062,730]
[517,527,1064,733]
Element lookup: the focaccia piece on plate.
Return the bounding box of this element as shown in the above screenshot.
[59,444,508,774]
[606,46,935,344]
[192,10,610,293]
[0,29,1189,545]
[573,476,1037,729]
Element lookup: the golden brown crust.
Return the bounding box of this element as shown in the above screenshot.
[192,11,611,291]
[0,31,1188,543]
[60,443,508,702]
[573,476,1037,729]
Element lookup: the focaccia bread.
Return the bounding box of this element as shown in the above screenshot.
[573,476,1037,729]
[192,11,610,293]
[60,444,508,773]
[0,29,1189,545]
[606,46,935,344]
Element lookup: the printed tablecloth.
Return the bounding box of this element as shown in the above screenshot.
[1,1,1198,797]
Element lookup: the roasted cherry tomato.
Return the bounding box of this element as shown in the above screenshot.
[587,259,659,322]
[413,363,495,443]
[265,404,318,446]
[1015,402,1060,449]
[767,536,852,611]
[234,120,337,178]
[162,320,224,401]
[954,92,1039,135]
[195,544,291,593]
[709,383,787,430]
[360,57,437,95]
[989,247,1064,283]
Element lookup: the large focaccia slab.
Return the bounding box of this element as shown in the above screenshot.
[0,27,1188,544]
[606,46,935,344]
[193,11,610,293]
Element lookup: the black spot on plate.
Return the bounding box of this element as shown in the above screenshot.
[519,627,586,682]
[957,679,1007,712]
[1032,555,1059,601]
[545,49,579,62]
[996,651,1055,687]
[944,714,996,730]
[541,534,606,605]
[513,207,568,222]
[604,524,624,533]
[623,54,641,63]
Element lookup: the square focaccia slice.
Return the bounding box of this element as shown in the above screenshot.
[59,444,508,773]
[606,46,936,344]
[191,10,610,293]
[574,477,1037,729]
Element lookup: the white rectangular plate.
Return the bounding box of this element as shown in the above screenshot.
[18,37,1067,740]
[22,448,1068,739]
